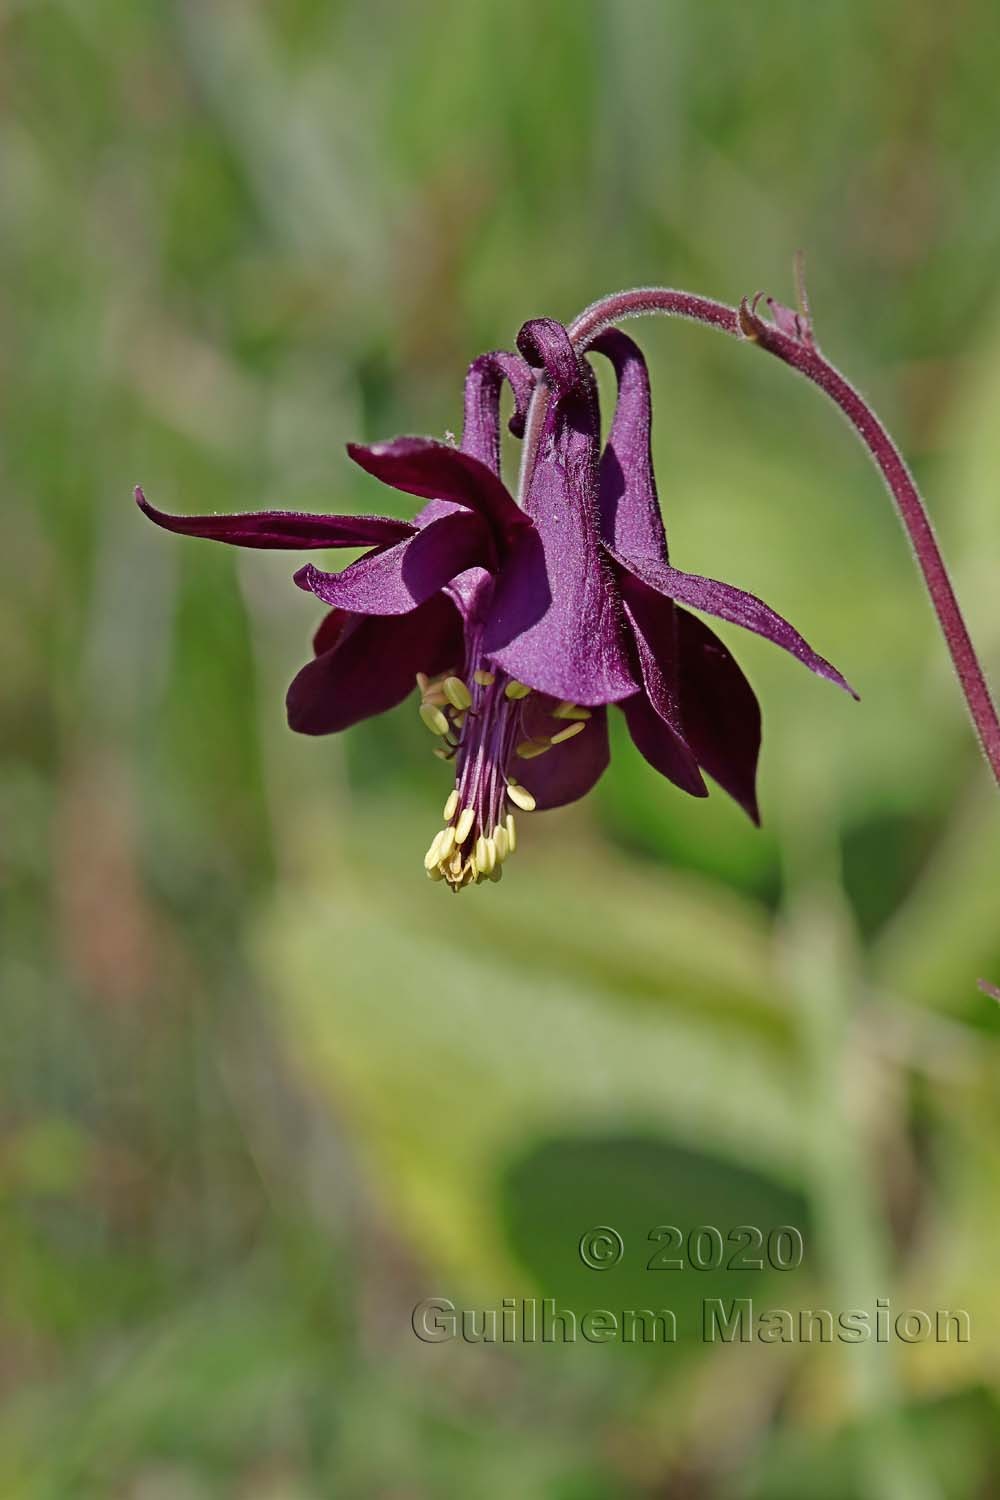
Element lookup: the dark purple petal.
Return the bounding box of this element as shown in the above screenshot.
[609,549,858,698]
[294,509,491,616]
[483,370,639,705]
[616,573,708,795]
[286,593,463,735]
[514,700,611,810]
[462,351,535,470]
[516,317,582,397]
[622,693,709,798]
[589,330,669,560]
[135,486,414,550]
[676,608,762,824]
[312,608,349,656]
[347,438,528,537]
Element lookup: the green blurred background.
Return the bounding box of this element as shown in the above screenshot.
[3,1,1000,1495]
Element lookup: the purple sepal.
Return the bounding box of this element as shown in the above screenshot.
[136,486,415,550]
[608,549,858,699]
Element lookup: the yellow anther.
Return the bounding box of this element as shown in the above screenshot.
[426,864,445,881]
[437,825,457,861]
[504,680,532,700]
[443,789,459,821]
[474,834,496,875]
[473,669,495,687]
[516,738,551,760]
[455,806,475,844]
[433,746,454,761]
[423,831,444,870]
[420,670,454,703]
[505,813,517,851]
[419,673,449,706]
[419,703,450,736]
[493,824,509,862]
[507,782,536,812]
[550,721,586,745]
[552,701,592,720]
[488,862,504,882]
[452,710,467,731]
[443,676,472,711]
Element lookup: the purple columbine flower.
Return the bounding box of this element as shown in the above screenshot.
[137,315,853,888]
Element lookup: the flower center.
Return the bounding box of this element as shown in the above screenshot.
[416,654,591,891]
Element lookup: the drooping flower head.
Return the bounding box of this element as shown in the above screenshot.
[137,312,854,888]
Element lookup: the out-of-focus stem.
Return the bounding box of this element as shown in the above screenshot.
[542,285,1000,788]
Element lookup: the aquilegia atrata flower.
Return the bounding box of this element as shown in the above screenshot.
[137,314,854,888]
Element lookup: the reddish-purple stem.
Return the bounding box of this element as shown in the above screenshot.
[546,285,1000,787]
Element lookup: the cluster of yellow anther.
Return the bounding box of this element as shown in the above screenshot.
[423,793,519,889]
[417,668,592,891]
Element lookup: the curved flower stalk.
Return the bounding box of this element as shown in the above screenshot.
[137,294,864,890]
